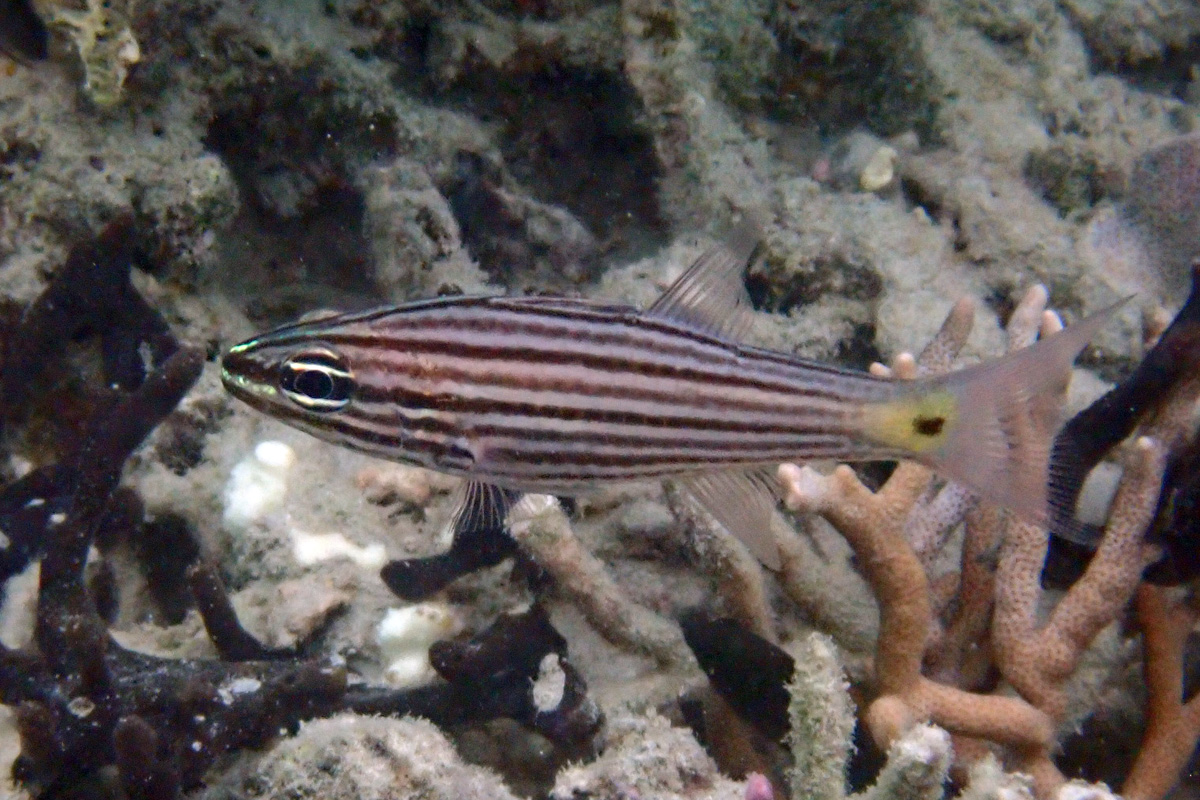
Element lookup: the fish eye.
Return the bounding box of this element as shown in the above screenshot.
[279,348,354,412]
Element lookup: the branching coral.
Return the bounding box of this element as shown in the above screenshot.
[1122,585,1200,800]
[506,493,694,668]
[788,630,998,800]
[777,284,1200,798]
[363,278,1200,798]
[0,225,607,797]
[668,482,778,642]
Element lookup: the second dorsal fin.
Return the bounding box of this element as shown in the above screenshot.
[647,227,760,342]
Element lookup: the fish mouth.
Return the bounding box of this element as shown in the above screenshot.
[220,346,280,411]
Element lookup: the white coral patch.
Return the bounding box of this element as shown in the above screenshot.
[217,677,263,705]
[377,604,462,688]
[222,440,295,531]
[532,653,566,712]
[290,528,387,570]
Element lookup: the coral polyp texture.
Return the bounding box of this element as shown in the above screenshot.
[2,0,1200,798]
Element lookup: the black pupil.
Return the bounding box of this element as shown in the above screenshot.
[281,352,352,408]
[296,369,334,399]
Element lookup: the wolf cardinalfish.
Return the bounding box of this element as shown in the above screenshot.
[221,232,1119,568]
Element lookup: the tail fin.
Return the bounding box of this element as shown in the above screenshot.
[860,301,1127,528]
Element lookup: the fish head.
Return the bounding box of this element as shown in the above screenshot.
[221,300,477,471]
[221,321,359,442]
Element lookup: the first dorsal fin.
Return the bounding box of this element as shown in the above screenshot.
[647,226,760,342]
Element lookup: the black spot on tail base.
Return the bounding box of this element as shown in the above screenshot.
[913,415,945,437]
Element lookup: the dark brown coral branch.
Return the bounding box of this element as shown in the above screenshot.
[186,562,302,661]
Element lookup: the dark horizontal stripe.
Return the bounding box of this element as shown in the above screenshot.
[477,440,879,486]
[346,380,846,437]
[463,412,852,447]
[344,344,868,419]
[336,329,774,393]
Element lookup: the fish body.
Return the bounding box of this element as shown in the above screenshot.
[224,295,902,487]
[221,237,1115,566]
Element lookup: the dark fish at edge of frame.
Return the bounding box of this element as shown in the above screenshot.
[0,0,49,65]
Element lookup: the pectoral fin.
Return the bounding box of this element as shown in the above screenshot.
[678,470,782,570]
[447,481,523,536]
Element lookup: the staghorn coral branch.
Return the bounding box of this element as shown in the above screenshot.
[1122,585,1200,800]
[856,725,952,800]
[787,632,856,800]
[777,462,1057,760]
[785,462,933,695]
[925,502,1001,689]
[772,512,879,657]
[506,494,693,668]
[993,355,1192,720]
[906,483,976,569]
[915,297,976,375]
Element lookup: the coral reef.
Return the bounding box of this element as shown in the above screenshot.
[0,225,605,797]
[40,0,141,106]
[777,287,1200,798]
[199,714,523,800]
[4,0,1200,797]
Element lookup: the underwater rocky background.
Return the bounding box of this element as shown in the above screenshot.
[3,0,1200,798]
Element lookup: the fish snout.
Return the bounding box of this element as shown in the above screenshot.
[220,342,279,408]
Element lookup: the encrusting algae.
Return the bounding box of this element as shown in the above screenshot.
[35,0,140,105]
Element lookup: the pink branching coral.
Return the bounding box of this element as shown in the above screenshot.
[1123,585,1200,800]
[777,287,1200,799]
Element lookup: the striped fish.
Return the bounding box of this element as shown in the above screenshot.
[221,235,1117,567]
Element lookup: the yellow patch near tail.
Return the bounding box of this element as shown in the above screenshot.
[860,390,959,455]
[858,298,1126,530]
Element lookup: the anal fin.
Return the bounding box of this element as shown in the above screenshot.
[677,470,782,570]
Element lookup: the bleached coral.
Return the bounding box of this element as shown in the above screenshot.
[787,633,856,800]
[550,712,747,800]
[376,603,462,688]
[222,441,295,531]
